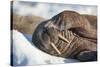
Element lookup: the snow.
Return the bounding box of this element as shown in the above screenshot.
[12,30,79,66]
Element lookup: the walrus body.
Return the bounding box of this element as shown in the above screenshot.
[32,11,97,61]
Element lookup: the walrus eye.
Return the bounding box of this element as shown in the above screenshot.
[43,27,48,33]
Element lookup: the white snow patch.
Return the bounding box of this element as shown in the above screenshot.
[12,30,79,66]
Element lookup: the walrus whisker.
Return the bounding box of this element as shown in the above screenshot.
[50,42,61,55]
[58,34,70,43]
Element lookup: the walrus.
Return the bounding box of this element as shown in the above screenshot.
[82,15,97,29]
[32,11,97,62]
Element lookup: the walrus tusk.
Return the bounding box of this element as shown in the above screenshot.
[66,35,75,48]
[50,42,61,55]
[58,34,70,43]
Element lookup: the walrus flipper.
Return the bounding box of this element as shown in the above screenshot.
[69,27,97,43]
[77,51,97,62]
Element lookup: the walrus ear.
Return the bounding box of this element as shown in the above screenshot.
[68,27,97,41]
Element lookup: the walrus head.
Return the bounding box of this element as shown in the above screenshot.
[32,11,97,61]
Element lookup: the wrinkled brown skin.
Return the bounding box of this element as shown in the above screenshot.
[32,11,97,62]
[51,11,97,40]
[82,14,97,29]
